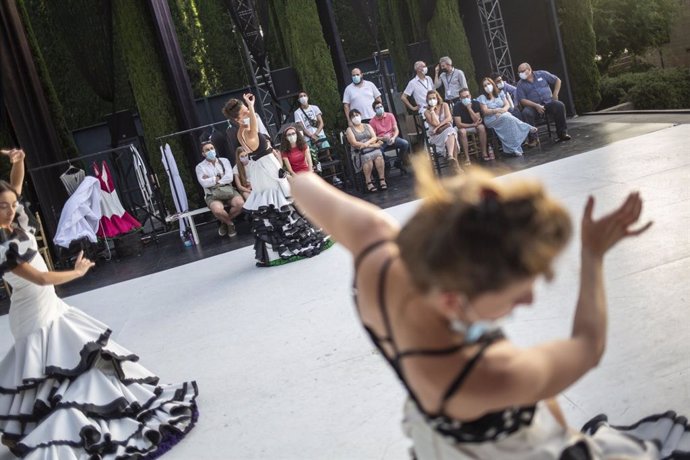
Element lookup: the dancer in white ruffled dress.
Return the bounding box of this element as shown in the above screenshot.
[222,94,332,267]
[0,148,198,458]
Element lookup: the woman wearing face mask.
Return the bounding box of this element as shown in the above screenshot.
[287,155,681,459]
[233,146,252,200]
[477,77,536,156]
[223,94,332,266]
[0,148,198,456]
[345,109,386,192]
[424,90,466,169]
[280,127,313,176]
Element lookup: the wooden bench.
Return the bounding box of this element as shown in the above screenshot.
[165,207,211,245]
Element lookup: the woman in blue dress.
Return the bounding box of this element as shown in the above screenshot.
[477,77,537,156]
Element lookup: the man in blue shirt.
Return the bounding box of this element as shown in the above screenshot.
[515,63,571,142]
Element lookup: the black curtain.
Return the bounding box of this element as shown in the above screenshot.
[146,0,201,175]
[0,0,68,238]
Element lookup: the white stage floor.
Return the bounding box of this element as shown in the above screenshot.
[1,124,689,459]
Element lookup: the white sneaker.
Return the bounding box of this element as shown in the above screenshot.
[226,222,237,237]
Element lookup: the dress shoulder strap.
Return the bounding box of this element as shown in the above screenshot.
[437,336,497,413]
[353,239,391,272]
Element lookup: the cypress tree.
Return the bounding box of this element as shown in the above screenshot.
[112,0,198,207]
[195,0,248,92]
[270,0,342,129]
[378,0,414,90]
[425,0,477,93]
[556,0,601,113]
[16,0,79,158]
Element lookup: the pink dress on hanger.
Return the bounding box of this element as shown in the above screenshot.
[92,160,141,238]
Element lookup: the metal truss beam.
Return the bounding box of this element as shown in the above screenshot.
[477,0,515,82]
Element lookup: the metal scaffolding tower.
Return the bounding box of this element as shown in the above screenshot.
[228,0,279,137]
[477,0,515,82]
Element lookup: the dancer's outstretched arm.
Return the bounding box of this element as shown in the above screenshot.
[290,172,399,255]
[443,193,653,420]
[11,250,94,286]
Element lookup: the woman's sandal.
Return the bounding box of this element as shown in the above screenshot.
[366,181,377,193]
[379,179,388,191]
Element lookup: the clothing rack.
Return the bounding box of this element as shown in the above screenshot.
[28,145,132,172]
[155,119,230,142]
[29,144,168,236]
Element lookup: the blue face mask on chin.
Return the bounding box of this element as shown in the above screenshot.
[451,317,506,344]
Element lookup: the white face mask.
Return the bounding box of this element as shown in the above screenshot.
[298,96,308,106]
[428,98,438,107]
[351,116,362,125]
[242,117,251,126]
[484,84,494,94]
[421,66,428,75]
[286,134,297,144]
[497,82,505,89]
[519,71,529,80]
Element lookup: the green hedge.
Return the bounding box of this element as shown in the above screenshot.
[599,68,690,110]
[194,0,248,92]
[426,0,477,94]
[23,0,134,130]
[378,0,414,91]
[17,0,78,158]
[556,0,601,113]
[113,0,198,208]
[271,0,343,129]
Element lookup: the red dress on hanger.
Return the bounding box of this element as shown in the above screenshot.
[92,160,141,238]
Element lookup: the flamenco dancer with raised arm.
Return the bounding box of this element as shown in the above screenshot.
[289,158,690,459]
[0,148,198,458]
[222,93,331,267]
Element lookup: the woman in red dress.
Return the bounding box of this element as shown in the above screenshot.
[279,126,312,176]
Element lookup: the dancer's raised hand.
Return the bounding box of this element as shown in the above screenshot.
[74,251,95,276]
[581,192,653,258]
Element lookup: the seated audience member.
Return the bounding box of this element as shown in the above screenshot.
[434,56,468,105]
[452,88,492,161]
[280,126,313,176]
[424,90,466,168]
[491,72,522,121]
[477,77,536,156]
[369,101,410,173]
[196,142,244,237]
[233,146,252,200]
[516,62,571,142]
[345,109,386,193]
[401,61,434,114]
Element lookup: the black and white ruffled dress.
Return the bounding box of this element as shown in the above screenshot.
[0,204,198,458]
[243,134,332,267]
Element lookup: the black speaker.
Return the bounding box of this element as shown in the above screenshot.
[406,41,434,67]
[105,110,139,143]
[271,67,301,100]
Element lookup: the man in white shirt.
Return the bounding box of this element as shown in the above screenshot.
[195,142,244,237]
[401,61,434,114]
[434,56,468,105]
[343,67,382,122]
